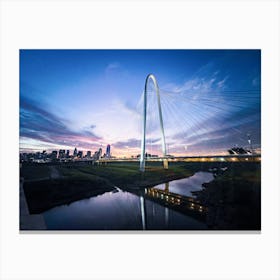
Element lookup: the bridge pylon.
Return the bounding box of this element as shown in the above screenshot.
[140,74,167,172]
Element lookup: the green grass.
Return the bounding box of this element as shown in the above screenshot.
[23,167,115,214]
[21,161,261,222]
[20,165,51,180]
[68,162,195,189]
[22,162,196,213]
[196,162,261,230]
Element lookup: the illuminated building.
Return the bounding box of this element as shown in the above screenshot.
[98,148,102,159]
[106,144,111,158]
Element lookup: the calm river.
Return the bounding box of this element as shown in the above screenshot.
[43,171,214,230]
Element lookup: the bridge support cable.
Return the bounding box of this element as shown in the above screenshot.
[157,87,260,154]
[138,75,260,164]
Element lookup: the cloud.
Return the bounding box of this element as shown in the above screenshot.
[20,89,143,153]
[20,95,102,151]
[105,62,121,74]
[217,76,229,89]
[163,76,229,95]
[91,97,142,143]
[162,62,229,95]
[155,65,260,155]
[168,112,261,154]
[113,137,161,149]
[113,138,141,149]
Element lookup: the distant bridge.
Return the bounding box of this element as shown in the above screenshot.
[24,153,261,166]
[97,154,261,164]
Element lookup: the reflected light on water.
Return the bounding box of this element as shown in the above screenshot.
[42,172,212,230]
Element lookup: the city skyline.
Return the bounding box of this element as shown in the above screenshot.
[20,50,261,157]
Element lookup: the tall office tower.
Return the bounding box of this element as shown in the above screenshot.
[98,148,102,159]
[73,147,78,157]
[106,144,111,158]
[66,150,70,158]
[86,151,91,158]
[59,149,65,158]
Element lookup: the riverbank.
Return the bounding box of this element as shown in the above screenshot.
[22,166,115,214]
[196,162,261,230]
[22,162,196,214]
[20,178,46,229]
[21,161,261,223]
[68,163,196,189]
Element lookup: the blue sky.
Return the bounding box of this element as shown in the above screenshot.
[20,50,261,156]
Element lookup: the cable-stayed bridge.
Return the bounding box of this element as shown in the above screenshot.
[135,74,260,171]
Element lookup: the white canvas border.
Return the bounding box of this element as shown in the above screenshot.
[0,0,280,280]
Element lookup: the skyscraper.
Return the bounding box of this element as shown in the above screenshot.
[86,151,91,158]
[77,151,83,158]
[58,149,65,158]
[73,147,77,157]
[106,144,111,158]
[98,148,102,159]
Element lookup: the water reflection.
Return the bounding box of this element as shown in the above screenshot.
[140,196,146,230]
[153,172,214,197]
[43,172,213,230]
[165,207,169,227]
[144,181,207,221]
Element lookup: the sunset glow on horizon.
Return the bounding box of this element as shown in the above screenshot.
[20,50,261,157]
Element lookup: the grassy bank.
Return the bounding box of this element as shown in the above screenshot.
[21,161,261,226]
[196,162,261,230]
[23,167,115,214]
[64,162,196,189]
[20,164,51,180]
[21,162,195,214]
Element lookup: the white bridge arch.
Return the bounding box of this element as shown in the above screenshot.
[140,74,167,172]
